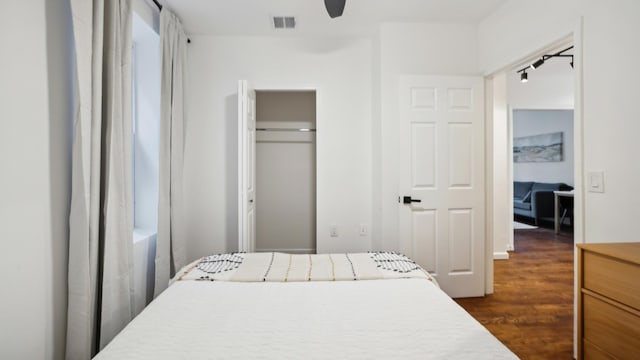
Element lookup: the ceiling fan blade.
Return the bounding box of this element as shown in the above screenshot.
[324,0,346,18]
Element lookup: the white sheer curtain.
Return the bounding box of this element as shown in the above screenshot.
[66,0,134,358]
[154,8,187,297]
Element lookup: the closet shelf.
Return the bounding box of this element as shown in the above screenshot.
[256,128,316,132]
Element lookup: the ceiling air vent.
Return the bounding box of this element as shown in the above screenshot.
[273,16,296,29]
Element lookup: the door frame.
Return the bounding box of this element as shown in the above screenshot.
[483,19,584,358]
[238,82,320,252]
[254,88,318,254]
[508,103,575,249]
[485,32,586,232]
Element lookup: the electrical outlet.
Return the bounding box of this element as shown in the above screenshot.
[359,224,368,236]
[330,224,338,237]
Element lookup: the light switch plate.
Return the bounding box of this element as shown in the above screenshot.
[588,171,604,193]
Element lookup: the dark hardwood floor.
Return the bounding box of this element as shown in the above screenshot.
[455,224,574,359]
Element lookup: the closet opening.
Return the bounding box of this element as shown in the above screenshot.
[254,90,317,254]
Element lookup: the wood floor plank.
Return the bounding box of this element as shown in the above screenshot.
[455,227,574,359]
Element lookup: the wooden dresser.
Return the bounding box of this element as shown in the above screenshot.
[577,242,640,359]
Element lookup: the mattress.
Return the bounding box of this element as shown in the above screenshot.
[94,259,517,359]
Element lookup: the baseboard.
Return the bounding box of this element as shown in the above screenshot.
[493,252,510,260]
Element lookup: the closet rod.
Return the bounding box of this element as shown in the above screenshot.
[152,0,191,43]
[256,128,316,132]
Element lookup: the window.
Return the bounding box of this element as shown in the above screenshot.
[132,12,160,240]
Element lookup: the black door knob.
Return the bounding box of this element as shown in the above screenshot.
[403,196,421,204]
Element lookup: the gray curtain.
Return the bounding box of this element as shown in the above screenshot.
[154,8,187,297]
[66,0,134,358]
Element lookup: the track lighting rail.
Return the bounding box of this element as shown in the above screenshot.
[517,46,574,82]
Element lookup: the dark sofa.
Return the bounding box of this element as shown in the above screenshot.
[514,181,573,225]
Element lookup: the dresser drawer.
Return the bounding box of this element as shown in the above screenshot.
[583,251,640,310]
[583,294,640,359]
[583,339,616,360]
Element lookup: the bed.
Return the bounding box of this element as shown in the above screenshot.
[94,252,517,359]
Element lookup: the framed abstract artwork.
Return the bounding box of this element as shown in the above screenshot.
[513,132,563,163]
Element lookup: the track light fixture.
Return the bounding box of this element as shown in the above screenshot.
[517,46,574,83]
[530,58,545,69]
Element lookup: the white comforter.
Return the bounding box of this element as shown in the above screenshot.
[95,279,517,359]
[177,252,433,282]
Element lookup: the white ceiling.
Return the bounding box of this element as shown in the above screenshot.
[163,0,508,37]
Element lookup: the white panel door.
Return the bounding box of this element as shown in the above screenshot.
[398,75,485,298]
[238,80,256,252]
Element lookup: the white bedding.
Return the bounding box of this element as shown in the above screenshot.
[176,252,433,282]
[95,279,517,359]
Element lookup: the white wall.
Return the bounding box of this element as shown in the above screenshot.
[507,60,574,110]
[479,0,640,244]
[0,0,72,359]
[487,74,512,260]
[371,27,383,251]
[580,0,640,243]
[256,138,316,253]
[478,0,580,75]
[185,36,372,259]
[376,23,480,251]
[512,110,574,185]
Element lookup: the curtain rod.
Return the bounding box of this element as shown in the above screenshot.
[151,0,191,43]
